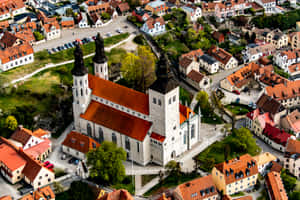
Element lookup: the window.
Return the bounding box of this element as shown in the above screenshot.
[169,98,172,104]
[173,95,176,102]
[137,142,139,153]
[98,127,104,143]
[87,123,92,137]
[125,137,130,150]
[112,133,117,144]
[81,88,83,96]
[158,99,161,106]
[191,124,195,138]
[38,182,41,186]
[153,98,156,104]
[183,132,186,144]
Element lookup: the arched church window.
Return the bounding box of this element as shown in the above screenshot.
[80,80,82,86]
[75,79,77,86]
[125,137,130,150]
[99,127,104,143]
[101,67,102,73]
[81,89,83,96]
[183,132,186,144]
[112,133,117,144]
[86,88,88,95]
[76,89,78,97]
[191,124,195,139]
[87,123,92,137]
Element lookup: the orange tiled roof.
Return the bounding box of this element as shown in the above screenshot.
[0,31,18,48]
[88,74,149,115]
[0,139,26,171]
[174,175,217,200]
[98,189,133,200]
[0,42,34,64]
[88,2,110,13]
[265,80,300,101]
[285,139,300,154]
[20,186,55,200]
[10,126,33,146]
[280,50,300,60]
[208,45,233,66]
[181,49,204,60]
[288,63,300,73]
[179,57,193,69]
[43,21,60,33]
[180,104,194,124]
[266,172,288,200]
[24,139,51,159]
[150,132,165,142]
[0,20,9,29]
[118,2,130,12]
[32,128,50,138]
[15,29,35,43]
[62,131,100,154]
[61,19,75,28]
[80,101,152,141]
[0,0,24,16]
[145,17,165,30]
[0,196,12,200]
[215,154,258,184]
[187,70,205,83]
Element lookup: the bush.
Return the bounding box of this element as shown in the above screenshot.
[101,12,111,20]
[33,31,44,41]
[133,34,146,45]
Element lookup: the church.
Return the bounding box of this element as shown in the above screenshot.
[71,34,201,166]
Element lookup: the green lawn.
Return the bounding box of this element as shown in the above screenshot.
[0,33,129,83]
[225,103,251,115]
[231,191,245,197]
[144,172,200,196]
[164,41,189,58]
[111,176,135,194]
[274,66,289,79]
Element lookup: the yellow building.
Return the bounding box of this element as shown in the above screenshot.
[211,154,259,195]
[253,152,277,174]
[296,22,300,32]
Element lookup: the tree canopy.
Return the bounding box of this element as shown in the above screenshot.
[5,115,17,131]
[87,141,127,185]
[67,181,93,200]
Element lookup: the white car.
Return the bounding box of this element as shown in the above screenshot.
[116,29,123,33]
[106,32,112,37]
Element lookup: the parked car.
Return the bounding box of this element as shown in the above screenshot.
[47,49,52,54]
[52,48,57,53]
[61,153,67,160]
[64,44,69,49]
[106,32,112,37]
[124,25,128,29]
[116,28,123,33]
[232,90,240,95]
[68,157,77,164]
[43,161,50,166]
[46,163,54,169]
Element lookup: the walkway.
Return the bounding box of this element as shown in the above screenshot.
[10,34,135,86]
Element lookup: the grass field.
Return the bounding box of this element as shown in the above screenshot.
[0,33,129,83]
[225,103,251,115]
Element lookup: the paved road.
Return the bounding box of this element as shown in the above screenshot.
[254,135,284,161]
[33,16,135,52]
[0,176,21,199]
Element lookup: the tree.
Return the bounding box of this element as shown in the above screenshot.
[196,91,210,110]
[5,116,17,131]
[101,12,111,20]
[66,8,73,17]
[53,181,64,194]
[289,191,300,200]
[224,144,231,160]
[165,160,182,182]
[245,32,250,42]
[33,31,44,41]
[121,46,155,92]
[67,181,93,200]
[87,141,127,185]
[250,33,256,43]
[281,169,297,192]
[202,157,215,171]
[158,170,164,185]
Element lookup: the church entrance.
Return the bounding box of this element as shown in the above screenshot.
[171,151,176,159]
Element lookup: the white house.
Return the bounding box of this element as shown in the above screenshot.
[208,46,238,70]
[42,21,61,41]
[256,0,276,13]
[78,13,89,28]
[242,43,276,63]
[71,35,202,166]
[253,152,277,174]
[198,54,219,74]
[284,138,300,178]
[274,50,300,72]
[181,5,202,22]
[90,13,103,28]
[0,42,34,72]
[0,0,26,21]
[141,17,166,36]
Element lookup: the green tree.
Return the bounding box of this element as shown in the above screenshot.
[251,33,256,43]
[196,91,210,110]
[121,46,155,92]
[101,12,111,20]
[281,169,297,192]
[5,116,17,131]
[245,32,250,42]
[87,141,127,185]
[66,8,73,17]
[33,31,44,41]
[224,144,231,160]
[67,181,93,200]
[53,181,64,194]
[202,157,215,171]
[289,191,300,200]
[165,160,182,182]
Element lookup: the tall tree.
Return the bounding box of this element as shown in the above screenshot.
[5,116,17,131]
[87,141,127,185]
[53,181,64,194]
[165,160,182,183]
[196,91,210,110]
[68,181,93,200]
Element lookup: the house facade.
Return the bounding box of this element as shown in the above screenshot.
[199,54,219,74]
[42,21,61,41]
[274,50,300,72]
[141,17,166,36]
[145,0,168,16]
[0,0,26,21]
[284,138,300,178]
[208,46,238,70]
[266,29,288,49]
[289,32,300,50]
[253,152,277,174]
[71,34,201,166]
[181,5,202,22]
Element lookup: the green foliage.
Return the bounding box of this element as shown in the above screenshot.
[163,13,172,21]
[281,169,297,192]
[274,66,290,78]
[5,115,17,131]
[179,87,192,105]
[101,12,111,20]
[53,181,64,194]
[133,34,147,45]
[196,91,210,110]
[87,141,127,185]
[289,191,300,200]
[165,160,182,180]
[67,181,93,200]
[33,31,44,41]
[225,103,251,115]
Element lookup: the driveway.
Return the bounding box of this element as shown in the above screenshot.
[0,176,21,199]
[33,16,136,52]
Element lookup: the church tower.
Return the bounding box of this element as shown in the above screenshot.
[149,54,179,138]
[93,33,108,80]
[72,44,91,131]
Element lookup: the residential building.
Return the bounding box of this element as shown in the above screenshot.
[265,172,288,200]
[281,109,300,137]
[173,175,218,200]
[141,17,166,36]
[270,161,283,173]
[0,32,22,49]
[19,186,55,200]
[265,80,300,108]
[242,43,276,63]
[262,123,291,152]
[116,3,130,15]
[266,29,288,49]
[274,50,300,72]
[284,138,300,178]
[288,63,300,80]
[256,0,276,13]
[222,195,253,200]
[0,137,54,189]
[208,46,238,70]
[297,21,300,32]
[90,13,103,28]
[0,196,11,200]
[132,8,150,22]
[98,189,133,200]
[145,0,168,16]
[180,0,201,4]
[15,29,36,46]
[71,37,201,166]
[179,57,198,75]
[186,70,210,90]
[62,131,100,160]
[211,154,259,195]
[61,17,75,30]
[181,49,204,60]
[0,0,26,21]
[212,31,225,43]
[202,3,216,16]
[289,32,300,50]
[0,42,34,72]
[88,2,110,16]
[139,0,150,5]
[198,54,219,74]
[215,0,250,19]
[42,21,61,41]
[253,152,277,174]
[78,13,89,28]
[181,5,202,22]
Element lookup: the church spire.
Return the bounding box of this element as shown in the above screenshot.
[93,33,107,64]
[71,44,88,76]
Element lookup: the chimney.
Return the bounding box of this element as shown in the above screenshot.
[18,125,23,130]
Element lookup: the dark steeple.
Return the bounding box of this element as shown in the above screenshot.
[71,44,88,76]
[93,33,107,64]
[149,54,178,94]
